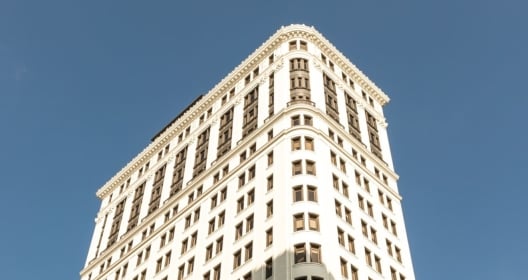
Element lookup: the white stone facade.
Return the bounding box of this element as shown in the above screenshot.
[80,25,415,280]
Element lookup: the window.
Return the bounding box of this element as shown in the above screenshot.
[266,228,273,247]
[215,237,223,254]
[340,159,346,173]
[235,223,243,240]
[307,186,317,202]
[247,189,255,206]
[246,214,254,232]
[304,115,313,126]
[352,171,360,187]
[188,258,195,274]
[371,228,378,244]
[358,195,365,210]
[244,242,253,261]
[291,115,301,126]
[348,235,355,254]
[243,272,252,280]
[367,202,374,217]
[289,40,297,50]
[305,137,314,150]
[365,248,372,267]
[267,151,273,166]
[386,239,393,256]
[208,219,215,234]
[213,265,221,280]
[265,258,272,278]
[267,175,273,191]
[248,165,256,180]
[293,186,303,202]
[391,221,398,236]
[387,197,393,211]
[308,214,319,231]
[294,244,306,263]
[220,188,227,202]
[351,265,359,280]
[191,231,197,247]
[363,178,370,192]
[205,244,213,261]
[291,137,301,151]
[341,258,348,277]
[375,256,382,273]
[333,175,339,190]
[342,183,349,198]
[211,195,218,209]
[266,200,273,217]
[299,40,307,50]
[337,228,345,245]
[233,250,242,269]
[178,265,184,280]
[310,244,321,263]
[344,208,352,224]
[306,160,316,175]
[194,208,200,223]
[238,174,246,188]
[395,247,402,263]
[165,251,171,267]
[361,221,368,237]
[292,160,302,175]
[218,211,225,227]
[237,197,244,213]
[293,214,304,231]
[335,200,342,217]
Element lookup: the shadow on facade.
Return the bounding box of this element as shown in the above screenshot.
[241,250,338,280]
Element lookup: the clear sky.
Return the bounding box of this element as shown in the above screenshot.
[1,1,526,279]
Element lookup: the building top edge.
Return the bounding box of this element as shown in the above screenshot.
[95,24,390,199]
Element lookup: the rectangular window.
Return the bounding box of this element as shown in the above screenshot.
[244,242,253,261]
[294,244,306,263]
[305,137,314,150]
[308,214,319,231]
[267,175,273,191]
[265,258,272,278]
[293,214,304,231]
[293,186,303,202]
[340,258,348,277]
[307,186,317,202]
[246,214,254,232]
[306,160,316,175]
[292,160,302,175]
[266,228,273,247]
[233,250,241,269]
[267,200,273,217]
[348,235,355,254]
[292,137,301,151]
[310,244,321,263]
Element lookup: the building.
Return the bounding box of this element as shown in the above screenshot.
[80,24,415,280]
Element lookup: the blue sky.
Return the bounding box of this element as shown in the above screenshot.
[1,1,527,279]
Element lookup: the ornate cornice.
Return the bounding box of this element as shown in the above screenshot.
[95,24,391,199]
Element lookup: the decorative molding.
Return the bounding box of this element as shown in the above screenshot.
[313,61,322,71]
[95,24,391,199]
[377,119,388,128]
[274,58,285,71]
